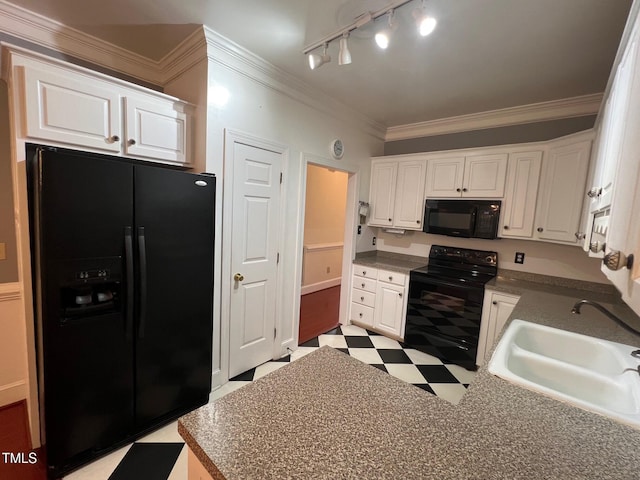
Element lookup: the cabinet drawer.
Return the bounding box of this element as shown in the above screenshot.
[351,289,376,308]
[353,265,378,279]
[350,302,374,327]
[377,269,406,286]
[352,276,376,293]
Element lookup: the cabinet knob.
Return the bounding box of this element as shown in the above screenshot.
[503,225,509,230]
[590,241,605,253]
[603,250,634,271]
[416,220,420,224]
[398,293,403,298]
[361,283,365,288]
[537,227,544,233]
[108,135,120,142]
[388,276,393,281]
[456,188,461,192]
[362,271,366,276]
[361,296,365,301]
[128,139,137,146]
[492,301,497,305]
[574,232,585,240]
[587,188,602,198]
[462,188,468,192]
[359,313,363,318]
[388,218,392,222]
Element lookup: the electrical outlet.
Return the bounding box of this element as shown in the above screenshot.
[515,252,525,264]
[357,225,362,235]
[372,236,376,246]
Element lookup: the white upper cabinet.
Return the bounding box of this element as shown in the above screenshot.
[533,137,591,244]
[369,157,426,230]
[597,11,640,316]
[22,64,122,153]
[499,151,542,239]
[9,47,192,166]
[425,154,507,198]
[124,96,187,163]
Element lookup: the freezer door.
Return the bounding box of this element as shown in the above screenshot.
[32,147,135,473]
[133,165,214,427]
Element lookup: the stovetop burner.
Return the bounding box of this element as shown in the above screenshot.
[411,245,498,287]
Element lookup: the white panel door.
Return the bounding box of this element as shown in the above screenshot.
[229,143,282,378]
[22,64,121,152]
[463,154,508,197]
[535,140,591,243]
[369,161,397,227]
[393,159,427,229]
[124,96,188,164]
[425,157,465,197]
[500,151,542,238]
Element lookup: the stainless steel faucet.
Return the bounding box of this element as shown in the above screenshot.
[571,300,640,336]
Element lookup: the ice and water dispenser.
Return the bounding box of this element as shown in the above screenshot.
[58,257,123,323]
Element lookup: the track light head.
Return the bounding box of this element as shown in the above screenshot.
[338,34,352,66]
[413,2,437,36]
[308,44,331,70]
[375,10,396,50]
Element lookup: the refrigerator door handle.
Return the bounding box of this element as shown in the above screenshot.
[137,226,148,339]
[124,226,134,341]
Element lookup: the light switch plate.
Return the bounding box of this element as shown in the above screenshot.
[0,242,5,260]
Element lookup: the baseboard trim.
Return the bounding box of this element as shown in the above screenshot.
[301,278,341,296]
[0,380,27,408]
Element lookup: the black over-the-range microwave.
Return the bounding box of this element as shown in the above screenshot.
[423,199,501,239]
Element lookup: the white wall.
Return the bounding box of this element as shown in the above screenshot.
[376,230,609,283]
[164,31,384,385]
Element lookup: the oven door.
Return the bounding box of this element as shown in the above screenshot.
[404,273,483,370]
[423,200,477,237]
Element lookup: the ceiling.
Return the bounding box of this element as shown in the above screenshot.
[5,0,633,128]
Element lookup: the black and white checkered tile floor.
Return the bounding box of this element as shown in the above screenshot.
[228,324,476,405]
[64,324,475,479]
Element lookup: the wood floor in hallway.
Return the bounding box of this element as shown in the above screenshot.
[298,285,340,344]
[0,401,46,480]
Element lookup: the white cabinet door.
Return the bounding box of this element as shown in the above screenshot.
[462,154,508,197]
[393,160,427,229]
[22,64,121,152]
[369,161,397,227]
[124,96,188,164]
[374,281,406,338]
[477,291,520,366]
[534,139,591,244]
[425,157,465,197]
[499,151,542,238]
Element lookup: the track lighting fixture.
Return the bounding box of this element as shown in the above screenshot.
[338,34,352,65]
[375,10,396,50]
[308,43,331,70]
[413,0,437,36]
[303,0,437,70]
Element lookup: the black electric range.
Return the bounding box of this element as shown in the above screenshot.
[404,245,498,370]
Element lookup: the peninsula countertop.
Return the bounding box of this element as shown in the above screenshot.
[179,285,640,479]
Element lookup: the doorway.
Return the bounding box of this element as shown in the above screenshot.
[299,164,348,344]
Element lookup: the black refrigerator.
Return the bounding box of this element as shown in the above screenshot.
[27,145,215,478]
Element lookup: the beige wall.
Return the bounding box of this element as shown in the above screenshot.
[0,81,19,283]
[303,164,348,245]
[302,165,348,287]
[0,286,28,407]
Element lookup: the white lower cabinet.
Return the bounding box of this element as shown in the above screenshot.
[476,290,520,366]
[349,265,408,338]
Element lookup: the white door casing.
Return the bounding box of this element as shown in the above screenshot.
[228,142,282,379]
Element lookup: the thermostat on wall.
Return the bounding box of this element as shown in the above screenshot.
[330,139,344,159]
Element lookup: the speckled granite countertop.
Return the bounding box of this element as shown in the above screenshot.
[352,250,427,274]
[180,270,640,479]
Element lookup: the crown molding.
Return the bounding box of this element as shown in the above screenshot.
[158,27,209,85]
[385,93,603,142]
[0,0,162,85]
[202,27,387,140]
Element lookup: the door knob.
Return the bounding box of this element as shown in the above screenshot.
[234,273,244,281]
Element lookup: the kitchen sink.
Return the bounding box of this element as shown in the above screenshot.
[488,319,640,428]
